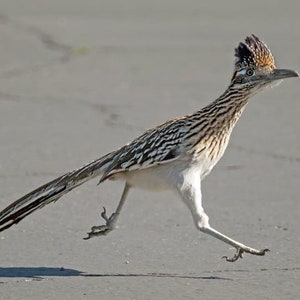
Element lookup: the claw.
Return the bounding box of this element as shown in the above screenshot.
[223,248,244,262]
[83,233,92,240]
[222,247,270,262]
[258,248,270,255]
[101,206,109,222]
[83,206,115,240]
[83,225,111,240]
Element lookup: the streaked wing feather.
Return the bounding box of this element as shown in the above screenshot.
[100,117,187,182]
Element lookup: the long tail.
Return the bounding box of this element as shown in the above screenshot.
[0,151,116,232]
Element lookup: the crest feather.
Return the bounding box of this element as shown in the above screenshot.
[235,34,275,70]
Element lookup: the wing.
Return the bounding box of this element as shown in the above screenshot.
[99,117,188,182]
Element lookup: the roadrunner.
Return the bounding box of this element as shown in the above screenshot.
[0,35,298,262]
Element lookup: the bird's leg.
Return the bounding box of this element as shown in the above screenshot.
[191,209,269,262]
[176,172,269,262]
[201,225,270,262]
[84,183,130,240]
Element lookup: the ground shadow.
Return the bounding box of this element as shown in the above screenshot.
[0,267,230,280]
[82,273,231,280]
[0,267,83,279]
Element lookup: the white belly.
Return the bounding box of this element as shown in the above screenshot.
[109,155,218,191]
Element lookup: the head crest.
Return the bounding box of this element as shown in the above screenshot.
[234,35,275,70]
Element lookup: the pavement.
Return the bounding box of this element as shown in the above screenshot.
[0,1,299,299]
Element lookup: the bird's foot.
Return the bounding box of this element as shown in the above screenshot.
[222,247,270,262]
[83,207,116,240]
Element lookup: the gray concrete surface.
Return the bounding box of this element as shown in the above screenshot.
[0,1,299,299]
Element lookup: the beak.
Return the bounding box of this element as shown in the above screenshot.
[270,68,299,80]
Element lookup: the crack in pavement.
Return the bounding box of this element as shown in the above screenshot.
[0,91,21,102]
[0,13,74,79]
[0,172,61,179]
[231,143,300,164]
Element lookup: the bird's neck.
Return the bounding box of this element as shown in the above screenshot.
[204,84,252,134]
[187,85,253,174]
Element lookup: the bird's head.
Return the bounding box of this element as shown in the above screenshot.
[231,34,298,90]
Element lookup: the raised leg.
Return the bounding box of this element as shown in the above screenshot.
[201,224,269,262]
[84,183,130,240]
[176,169,269,262]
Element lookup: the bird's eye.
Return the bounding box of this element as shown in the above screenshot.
[246,69,255,76]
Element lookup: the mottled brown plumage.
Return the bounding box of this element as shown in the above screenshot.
[0,35,298,262]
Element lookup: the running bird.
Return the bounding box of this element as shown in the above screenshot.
[0,35,298,262]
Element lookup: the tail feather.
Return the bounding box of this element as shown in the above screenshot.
[0,151,116,232]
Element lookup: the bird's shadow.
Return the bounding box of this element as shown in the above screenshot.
[0,267,82,279]
[0,267,231,281]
